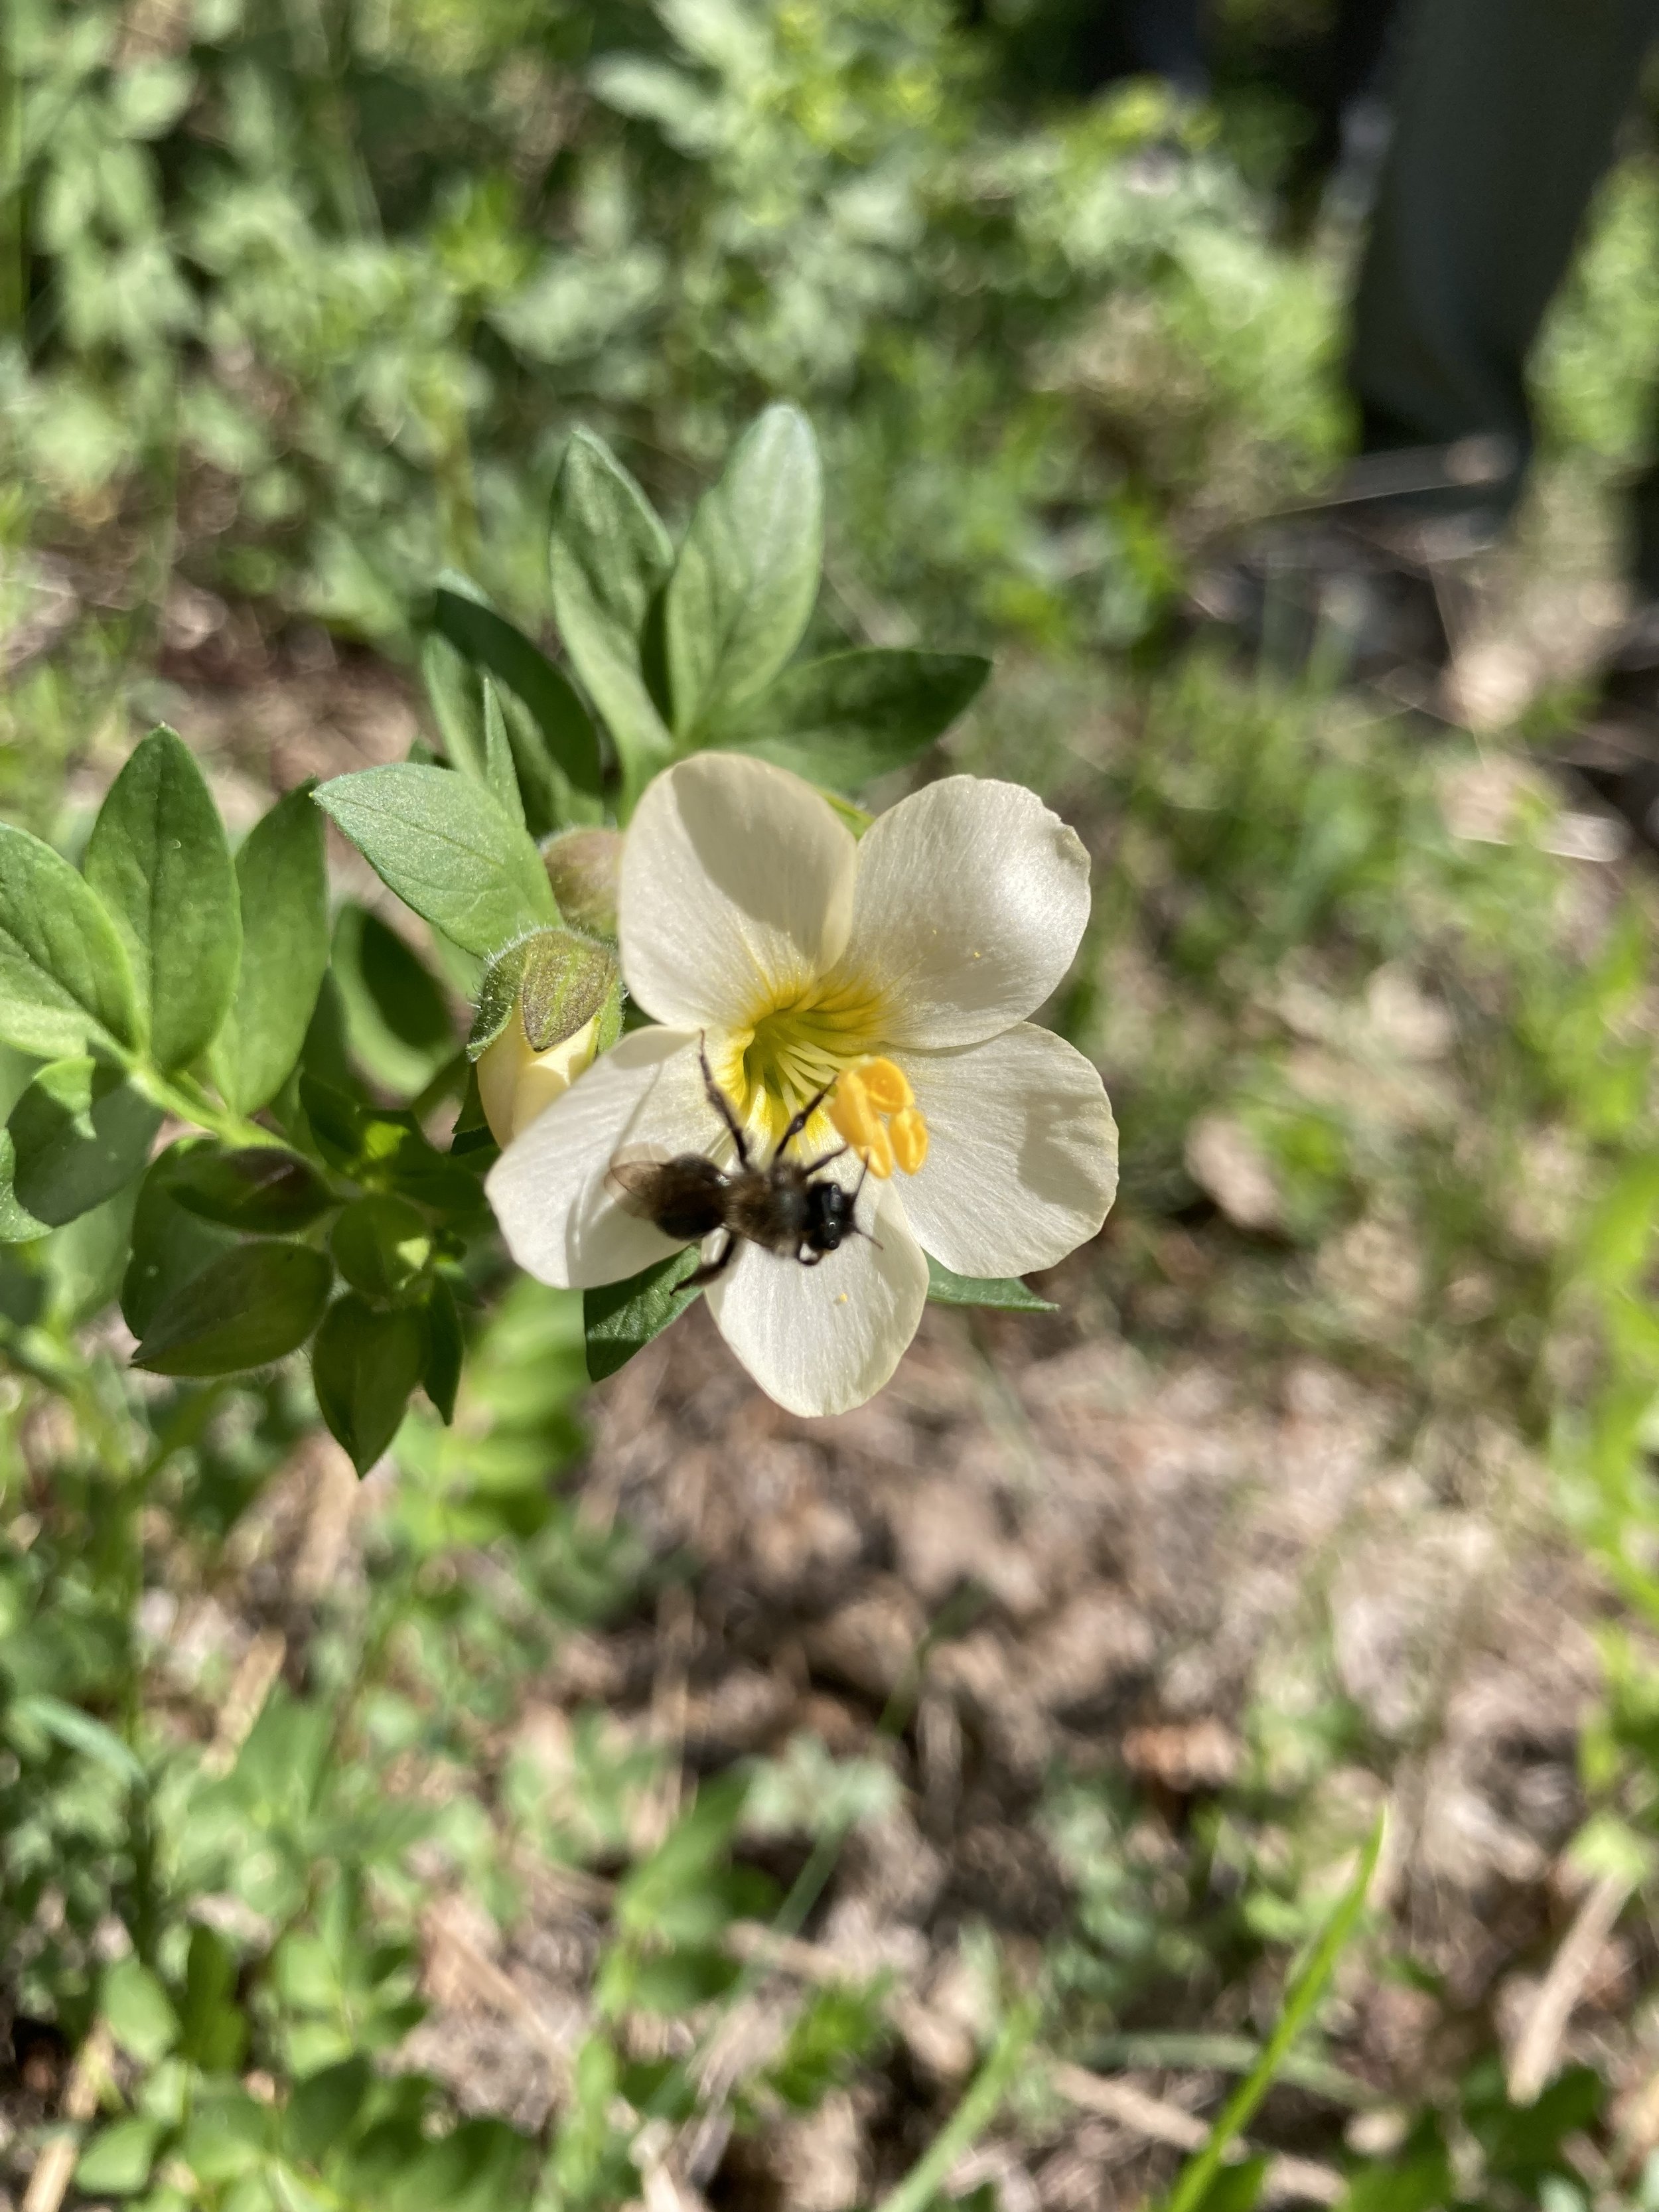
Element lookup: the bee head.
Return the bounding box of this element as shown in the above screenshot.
[803,1177,855,1254]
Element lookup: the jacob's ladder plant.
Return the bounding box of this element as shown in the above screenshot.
[0,404,1117,1457]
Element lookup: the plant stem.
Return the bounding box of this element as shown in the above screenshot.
[140,1069,281,1153]
[0,1,21,345]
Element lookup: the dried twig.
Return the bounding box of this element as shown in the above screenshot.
[423,1899,575,2104]
[21,2022,112,2212]
[203,1627,287,1777]
[1508,1867,1634,2106]
[1048,2063,1344,2206]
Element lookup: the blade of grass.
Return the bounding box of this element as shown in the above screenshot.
[873,1998,1040,2212]
[1162,1814,1385,2212]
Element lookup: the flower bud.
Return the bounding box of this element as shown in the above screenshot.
[477,1004,603,1145]
[542,827,622,938]
[469,924,623,1144]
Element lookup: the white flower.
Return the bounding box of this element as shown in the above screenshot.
[486,754,1118,1416]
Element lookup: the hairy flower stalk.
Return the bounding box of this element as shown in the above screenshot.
[487,755,1118,1415]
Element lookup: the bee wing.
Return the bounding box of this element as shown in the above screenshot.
[604,1147,676,1217]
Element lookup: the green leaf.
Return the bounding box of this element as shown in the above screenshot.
[179,1926,248,2072]
[77,2115,164,2195]
[135,1242,333,1376]
[666,404,822,737]
[84,725,241,1071]
[297,1075,485,1215]
[285,2057,371,2166]
[102,1956,180,2065]
[122,1139,238,1340]
[0,822,138,1059]
[924,1256,1056,1311]
[0,1133,47,1242]
[330,1195,433,1305]
[214,785,330,1114]
[1183,2160,1267,2212]
[170,1145,336,1235]
[421,1274,464,1424]
[314,765,557,956]
[311,1292,425,1472]
[12,1692,145,1784]
[549,427,674,802]
[433,575,603,796]
[717,650,991,790]
[481,678,527,827]
[422,631,488,781]
[329,903,455,1098]
[5,1057,163,1228]
[584,1247,703,1380]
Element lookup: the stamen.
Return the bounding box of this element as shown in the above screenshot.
[829,1059,928,1180]
[890,1105,928,1175]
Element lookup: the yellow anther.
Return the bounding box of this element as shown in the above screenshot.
[890,1104,928,1175]
[830,1062,926,1181]
[857,1057,913,1113]
[828,1078,884,1157]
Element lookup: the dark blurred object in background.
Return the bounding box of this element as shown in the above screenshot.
[1191,0,1659,860]
[975,0,1407,203]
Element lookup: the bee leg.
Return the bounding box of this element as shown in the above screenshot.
[697,1032,750,1168]
[798,1143,849,1175]
[797,1245,825,1268]
[685,1233,738,1288]
[778,1078,838,1156]
[847,1154,883,1248]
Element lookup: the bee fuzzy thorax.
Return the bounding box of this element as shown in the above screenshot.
[829,1058,928,1179]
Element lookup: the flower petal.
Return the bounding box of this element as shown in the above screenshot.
[620,754,857,1030]
[895,1024,1117,1277]
[835,777,1091,1047]
[485,1027,717,1288]
[706,1175,928,1416]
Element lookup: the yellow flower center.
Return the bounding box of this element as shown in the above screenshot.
[723,982,926,1175]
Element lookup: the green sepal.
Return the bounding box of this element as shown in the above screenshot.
[584,1246,703,1382]
[311,1291,425,1473]
[169,1146,336,1236]
[924,1256,1057,1311]
[330,1195,433,1305]
[84,725,241,1071]
[135,1242,334,1376]
[467,926,620,1061]
[3,1056,163,1233]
